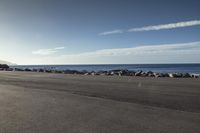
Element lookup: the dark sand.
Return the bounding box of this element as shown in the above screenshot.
[0,71,200,133]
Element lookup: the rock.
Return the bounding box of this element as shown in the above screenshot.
[153,73,159,77]
[182,73,191,78]
[109,70,122,76]
[38,69,45,72]
[45,70,52,73]
[190,73,200,78]
[147,71,154,77]
[106,71,113,76]
[153,72,169,78]
[80,70,88,75]
[135,70,143,76]
[14,68,24,71]
[108,70,117,76]
[99,73,107,76]
[169,73,174,78]
[91,71,99,76]
[0,64,9,69]
[175,73,183,78]
[108,69,130,76]
[84,73,90,75]
[97,71,108,76]
[120,69,130,76]
[5,66,198,79]
[153,73,161,78]
[91,72,95,76]
[140,71,147,76]
[24,68,32,72]
[169,73,182,78]
[128,71,136,76]
[163,73,169,77]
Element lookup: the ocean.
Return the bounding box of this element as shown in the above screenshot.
[10,64,200,74]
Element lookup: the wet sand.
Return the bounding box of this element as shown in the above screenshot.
[0,71,200,133]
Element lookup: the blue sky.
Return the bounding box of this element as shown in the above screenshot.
[0,0,200,65]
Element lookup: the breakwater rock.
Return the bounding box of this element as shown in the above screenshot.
[5,67,200,78]
[0,64,9,70]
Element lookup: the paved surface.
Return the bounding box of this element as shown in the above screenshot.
[0,71,200,133]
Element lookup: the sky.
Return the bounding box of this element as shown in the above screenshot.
[0,0,200,65]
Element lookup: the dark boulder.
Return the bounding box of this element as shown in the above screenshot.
[147,71,154,77]
[108,69,130,76]
[38,69,45,72]
[45,70,52,73]
[127,70,135,76]
[175,73,183,78]
[140,71,147,76]
[182,73,191,78]
[162,73,169,77]
[0,64,9,70]
[153,72,168,78]
[135,70,142,76]
[14,68,24,71]
[97,71,108,76]
[153,73,161,78]
[80,70,89,75]
[120,69,131,76]
[24,68,32,72]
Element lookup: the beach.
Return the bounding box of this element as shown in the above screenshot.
[0,71,200,133]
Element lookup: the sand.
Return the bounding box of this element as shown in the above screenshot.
[0,71,200,133]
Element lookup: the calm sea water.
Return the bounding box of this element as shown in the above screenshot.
[10,64,200,73]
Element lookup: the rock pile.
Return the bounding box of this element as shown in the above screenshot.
[5,67,199,78]
[0,64,9,70]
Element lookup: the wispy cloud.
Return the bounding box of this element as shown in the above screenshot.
[54,47,65,50]
[99,20,200,35]
[32,47,65,55]
[21,41,200,64]
[99,29,123,36]
[63,41,200,57]
[128,20,200,32]
[45,41,200,64]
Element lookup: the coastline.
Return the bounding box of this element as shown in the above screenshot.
[3,66,200,78]
[10,63,200,73]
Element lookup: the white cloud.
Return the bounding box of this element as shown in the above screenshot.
[15,41,200,64]
[128,20,200,32]
[63,41,200,57]
[27,41,200,65]
[32,47,65,55]
[99,20,200,35]
[99,29,123,36]
[54,47,65,50]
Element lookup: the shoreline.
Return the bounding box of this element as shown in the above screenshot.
[2,67,200,78]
